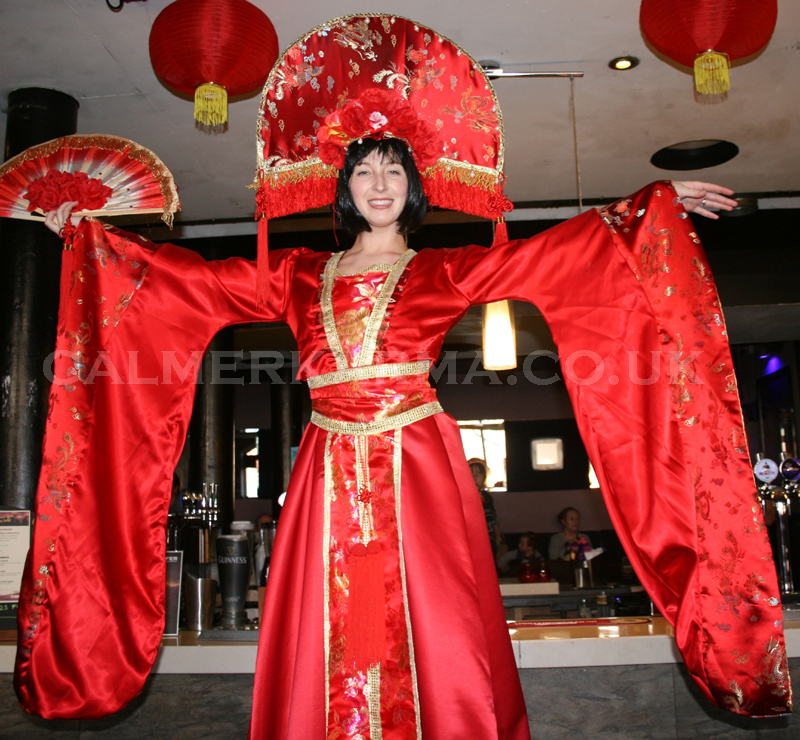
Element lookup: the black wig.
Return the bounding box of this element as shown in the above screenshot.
[334,137,428,237]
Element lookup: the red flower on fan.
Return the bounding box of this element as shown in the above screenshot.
[316,87,444,171]
[24,171,113,214]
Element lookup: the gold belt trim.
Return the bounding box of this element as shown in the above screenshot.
[311,402,443,436]
[306,361,431,390]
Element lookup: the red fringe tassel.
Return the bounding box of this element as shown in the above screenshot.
[492,219,508,247]
[344,540,386,672]
[257,217,270,309]
[256,177,337,220]
[422,167,513,220]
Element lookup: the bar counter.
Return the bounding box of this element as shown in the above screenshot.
[2,616,800,740]
[3,613,799,674]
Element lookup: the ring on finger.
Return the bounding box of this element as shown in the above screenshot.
[701,199,706,208]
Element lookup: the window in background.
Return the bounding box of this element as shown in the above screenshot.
[588,461,600,489]
[458,419,507,491]
[244,435,259,498]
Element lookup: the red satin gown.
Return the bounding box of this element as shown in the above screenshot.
[14,183,793,733]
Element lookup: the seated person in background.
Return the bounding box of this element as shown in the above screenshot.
[468,458,503,560]
[256,512,274,528]
[548,506,592,561]
[498,531,543,575]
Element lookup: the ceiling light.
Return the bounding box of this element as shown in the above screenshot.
[609,56,639,70]
[650,139,739,170]
[482,300,517,370]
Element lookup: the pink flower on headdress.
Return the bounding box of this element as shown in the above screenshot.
[369,111,389,130]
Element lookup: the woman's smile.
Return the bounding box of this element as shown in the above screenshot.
[348,148,409,230]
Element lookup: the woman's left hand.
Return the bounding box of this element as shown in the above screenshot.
[672,181,737,220]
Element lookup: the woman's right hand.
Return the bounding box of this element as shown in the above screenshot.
[44,201,81,235]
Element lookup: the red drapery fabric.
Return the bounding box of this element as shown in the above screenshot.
[14,184,792,726]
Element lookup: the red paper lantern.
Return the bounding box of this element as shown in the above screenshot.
[149,0,279,125]
[640,0,778,94]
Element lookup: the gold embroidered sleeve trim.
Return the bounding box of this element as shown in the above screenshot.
[311,402,443,436]
[321,252,348,371]
[307,360,431,389]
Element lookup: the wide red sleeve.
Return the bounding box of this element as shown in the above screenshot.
[443,183,792,717]
[14,219,301,719]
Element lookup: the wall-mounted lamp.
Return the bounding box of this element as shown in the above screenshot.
[531,438,563,470]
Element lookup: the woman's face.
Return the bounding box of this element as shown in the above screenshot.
[562,510,580,534]
[348,148,409,232]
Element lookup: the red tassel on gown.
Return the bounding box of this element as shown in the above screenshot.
[14,184,792,730]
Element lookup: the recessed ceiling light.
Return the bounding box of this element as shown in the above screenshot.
[609,56,639,70]
[651,139,739,170]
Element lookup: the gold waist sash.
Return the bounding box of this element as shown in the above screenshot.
[306,360,431,390]
[311,402,443,436]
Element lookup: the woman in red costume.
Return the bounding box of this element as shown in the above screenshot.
[15,12,793,738]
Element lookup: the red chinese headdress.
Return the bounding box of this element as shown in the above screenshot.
[253,13,512,305]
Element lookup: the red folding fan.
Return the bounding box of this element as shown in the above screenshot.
[0,134,180,226]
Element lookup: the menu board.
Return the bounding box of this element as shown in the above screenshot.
[0,510,31,630]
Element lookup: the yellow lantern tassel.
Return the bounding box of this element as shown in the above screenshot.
[694,51,730,95]
[194,83,228,126]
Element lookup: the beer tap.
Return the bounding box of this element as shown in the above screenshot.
[754,455,795,595]
[778,455,800,596]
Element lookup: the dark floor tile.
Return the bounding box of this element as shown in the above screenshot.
[76,675,254,740]
[0,675,81,740]
[672,659,799,740]
[521,664,677,740]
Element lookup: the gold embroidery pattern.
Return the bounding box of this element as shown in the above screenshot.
[336,306,371,360]
[366,663,383,739]
[599,183,793,716]
[321,250,416,371]
[359,250,415,368]
[323,431,334,726]
[307,361,431,389]
[393,428,422,739]
[311,402,443,436]
[355,435,376,542]
[754,637,793,708]
[336,262,395,277]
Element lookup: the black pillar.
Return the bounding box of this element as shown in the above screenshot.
[189,329,236,532]
[0,88,79,511]
[268,363,305,519]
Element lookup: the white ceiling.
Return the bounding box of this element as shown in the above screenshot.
[2,0,799,224]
